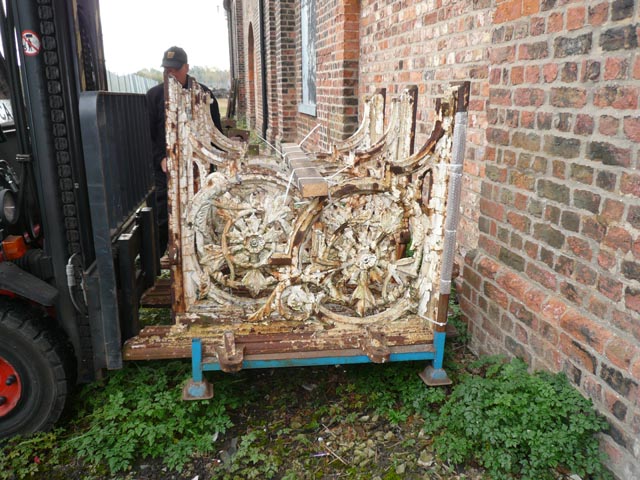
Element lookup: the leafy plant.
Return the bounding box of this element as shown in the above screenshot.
[0,431,63,480]
[1,361,243,477]
[220,430,281,479]
[428,357,611,480]
[63,361,239,473]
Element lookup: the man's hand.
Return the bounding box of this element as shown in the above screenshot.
[161,157,167,173]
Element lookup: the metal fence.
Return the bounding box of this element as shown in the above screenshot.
[107,71,158,94]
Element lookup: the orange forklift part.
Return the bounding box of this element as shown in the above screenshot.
[1,235,27,260]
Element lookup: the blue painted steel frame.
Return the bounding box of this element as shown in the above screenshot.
[188,330,448,378]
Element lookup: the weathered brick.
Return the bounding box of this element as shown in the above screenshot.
[628,205,640,229]
[555,255,575,276]
[494,0,522,24]
[611,0,633,20]
[537,112,553,130]
[485,164,508,182]
[570,164,593,184]
[476,255,500,280]
[566,6,585,31]
[624,286,640,313]
[575,262,597,286]
[620,172,640,197]
[574,114,594,135]
[560,308,612,353]
[623,116,640,142]
[582,59,601,82]
[522,286,547,313]
[604,57,629,81]
[633,238,640,260]
[597,274,623,301]
[560,333,597,373]
[544,135,580,159]
[490,45,516,64]
[541,296,567,321]
[594,86,639,110]
[550,87,586,108]
[537,178,570,203]
[507,212,531,233]
[560,280,583,304]
[480,198,505,221]
[588,295,609,319]
[530,16,545,36]
[510,300,535,327]
[511,131,540,151]
[605,391,628,421]
[486,127,510,145]
[533,223,565,249]
[598,250,617,270]
[605,336,638,371]
[499,247,525,272]
[588,2,609,26]
[514,88,545,107]
[485,281,509,309]
[545,204,561,224]
[581,216,606,242]
[563,361,583,385]
[573,189,601,214]
[540,0,556,12]
[599,115,620,136]
[622,261,640,282]
[588,141,631,167]
[612,309,640,343]
[552,160,566,180]
[554,33,592,57]
[600,363,638,398]
[600,199,625,223]
[505,335,531,362]
[595,171,617,192]
[525,65,540,84]
[542,63,558,83]
[518,41,549,60]
[600,24,638,51]
[540,247,555,268]
[526,262,557,290]
[604,226,633,252]
[567,236,592,261]
[561,62,578,82]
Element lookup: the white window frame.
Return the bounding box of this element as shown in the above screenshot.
[299,0,316,116]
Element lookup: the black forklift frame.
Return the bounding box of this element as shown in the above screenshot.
[0,0,158,379]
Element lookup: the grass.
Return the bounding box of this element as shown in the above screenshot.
[0,297,612,479]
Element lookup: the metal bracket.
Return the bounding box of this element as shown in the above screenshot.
[419,365,452,386]
[215,331,244,373]
[359,329,390,363]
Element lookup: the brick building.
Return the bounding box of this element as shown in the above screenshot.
[224,1,640,478]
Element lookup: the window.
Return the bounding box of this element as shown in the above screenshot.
[299,0,316,116]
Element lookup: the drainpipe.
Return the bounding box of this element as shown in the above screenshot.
[259,0,268,139]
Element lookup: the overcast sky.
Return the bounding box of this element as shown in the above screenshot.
[99,0,230,74]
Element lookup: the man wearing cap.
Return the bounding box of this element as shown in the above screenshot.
[146,46,222,255]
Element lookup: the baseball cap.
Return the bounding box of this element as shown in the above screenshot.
[161,46,188,69]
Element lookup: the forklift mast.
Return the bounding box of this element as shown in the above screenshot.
[0,0,157,389]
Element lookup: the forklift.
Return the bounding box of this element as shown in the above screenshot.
[0,0,467,440]
[0,0,160,438]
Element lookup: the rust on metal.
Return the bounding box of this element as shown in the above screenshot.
[123,78,467,365]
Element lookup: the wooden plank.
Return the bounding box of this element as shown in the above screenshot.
[140,278,171,308]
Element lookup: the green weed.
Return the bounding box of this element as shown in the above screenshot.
[428,357,611,480]
[0,361,242,477]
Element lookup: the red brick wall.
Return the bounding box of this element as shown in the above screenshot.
[228,1,640,477]
[460,1,640,477]
[358,0,492,269]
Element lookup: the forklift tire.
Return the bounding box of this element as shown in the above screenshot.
[0,298,74,438]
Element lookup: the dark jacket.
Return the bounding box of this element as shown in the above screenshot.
[146,75,222,176]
